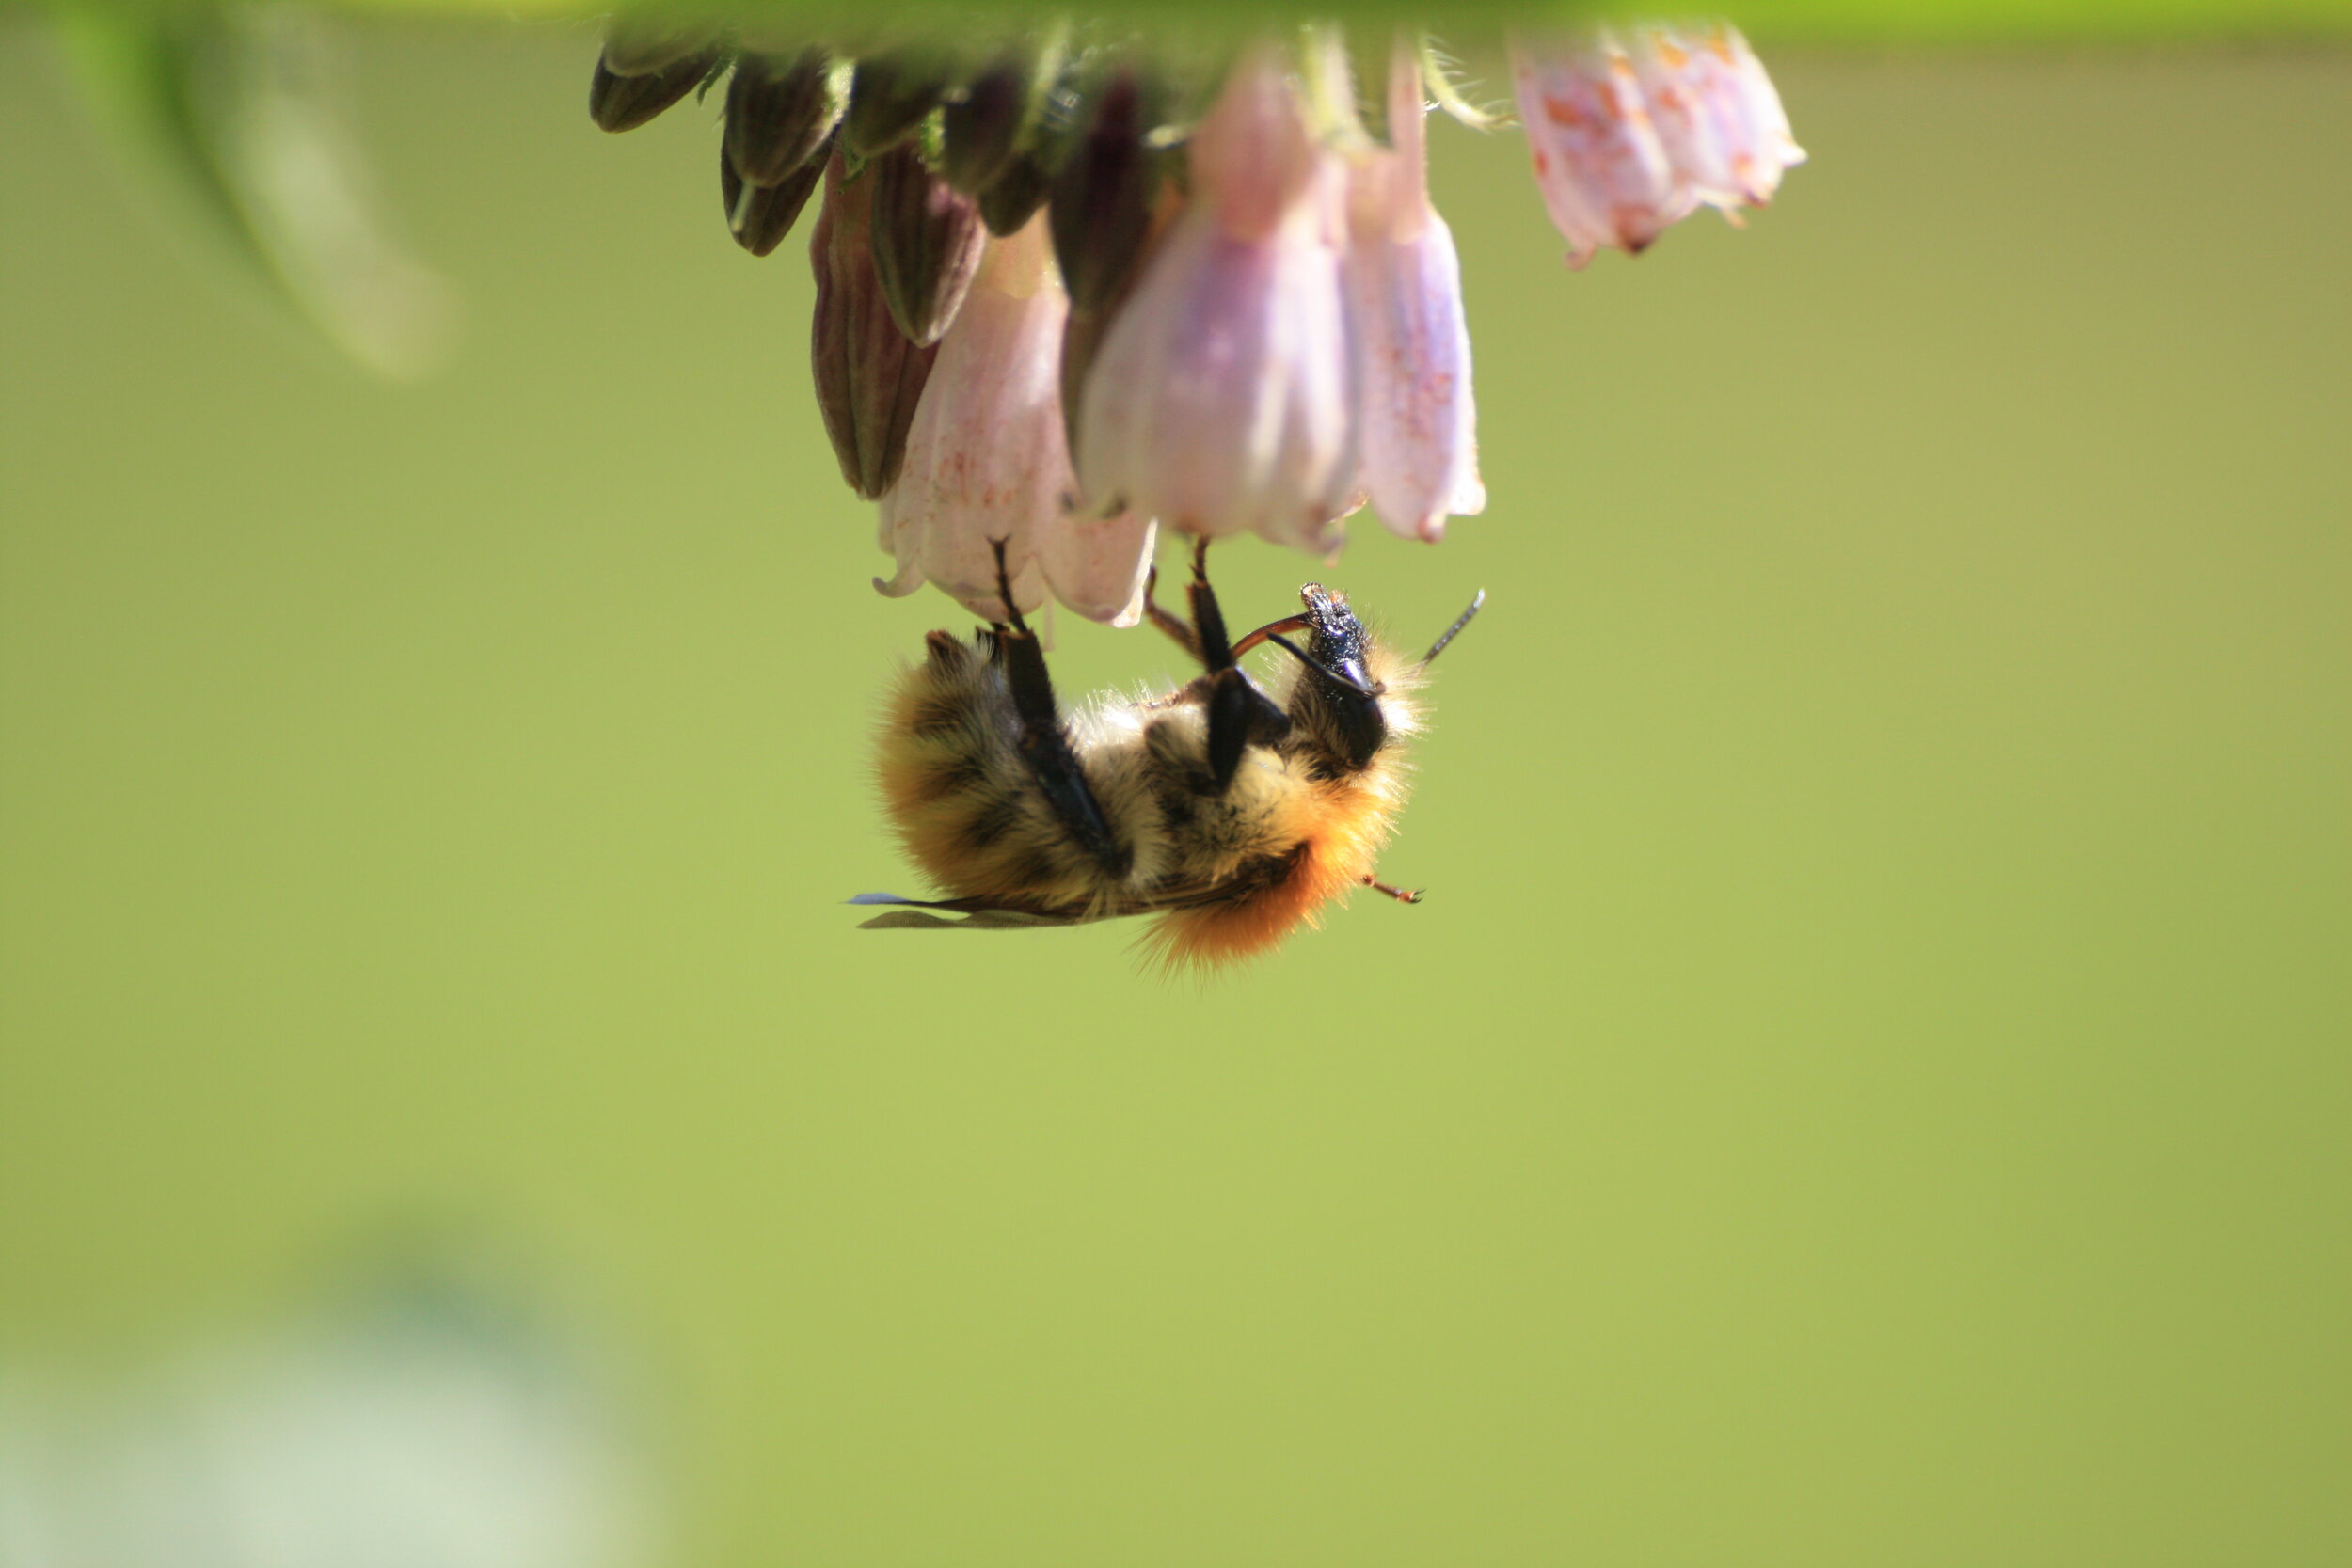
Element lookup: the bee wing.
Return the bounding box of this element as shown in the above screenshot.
[855,908,1088,931]
[845,886,1242,929]
[848,892,1097,930]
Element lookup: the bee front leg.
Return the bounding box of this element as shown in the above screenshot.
[1184,539,1290,795]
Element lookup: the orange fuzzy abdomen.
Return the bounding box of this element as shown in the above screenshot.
[1144,774,1402,970]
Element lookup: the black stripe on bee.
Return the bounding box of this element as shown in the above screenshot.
[960,797,1025,850]
[912,752,990,803]
[908,695,972,738]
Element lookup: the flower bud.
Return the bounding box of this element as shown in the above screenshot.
[868,145,988,346]
[598,18,716,79]
[977,151,1053,238]
[811,153,938,499]
[721,137,828,258]
[726,48,852,186]
[841,46,956,158]
[1344,42,1483,541]
[876,217,1153,626]
[1048,67,1161,315]
[938,29,1065,197]
[1075,46,1359,555]
[589,47,717,134]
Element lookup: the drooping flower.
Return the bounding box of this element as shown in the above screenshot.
[1510,31,1685,267]
[1513,24,1804,266]
[1344,40,1485,542]
[1074,45,1359,555]
[874,214,1155,626]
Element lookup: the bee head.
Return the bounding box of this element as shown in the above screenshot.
[1287,584,1389,773]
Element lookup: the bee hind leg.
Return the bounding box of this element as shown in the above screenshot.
[984,539,1131,879]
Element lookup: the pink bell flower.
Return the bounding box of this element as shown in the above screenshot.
[1344,40,1485,542]
[1510,31,1685,268]
[1074,45,1359,555]
[874,214,1155,626]
[1513,23,1803,267]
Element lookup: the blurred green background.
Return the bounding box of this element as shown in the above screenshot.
[4,20,2348,1565]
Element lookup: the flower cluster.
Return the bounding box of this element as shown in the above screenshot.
[589,19,1800,626]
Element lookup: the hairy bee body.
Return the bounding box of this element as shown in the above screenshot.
[863,551,1476,969]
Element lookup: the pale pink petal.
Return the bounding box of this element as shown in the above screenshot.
[871,218,1057,621]
[1187,42,1323,243]
[1719,25,1807,201]
[1037,511,1157,627]
[1627,27,1743,211]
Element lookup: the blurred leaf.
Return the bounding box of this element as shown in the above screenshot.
[52,7,453,377]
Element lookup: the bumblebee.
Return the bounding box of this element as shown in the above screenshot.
[858,541,1481,968]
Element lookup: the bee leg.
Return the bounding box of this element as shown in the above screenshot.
[1185,539,1291,794]
[1140,563,1201,662]
[1361,875,1424,905]
[985,540,1131,879]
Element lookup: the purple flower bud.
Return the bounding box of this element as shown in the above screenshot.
[593,19,710,80]
[868,145,988,347]
[1074,46,1359,555]
[726,48,852,187]
[1049,67,1162,316]
[1343,42,1484,541]
[598,19,716,80]
[939,32,1065,198]
[977,151,1053,238]
[722,137,828,258]
[810,154,938,499]
[842,46,956,158]
[876,217,1154,626]
[589,47,717,134]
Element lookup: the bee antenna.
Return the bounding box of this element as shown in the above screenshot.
[1265,633,1379,697]
[1420,590,1486,668]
